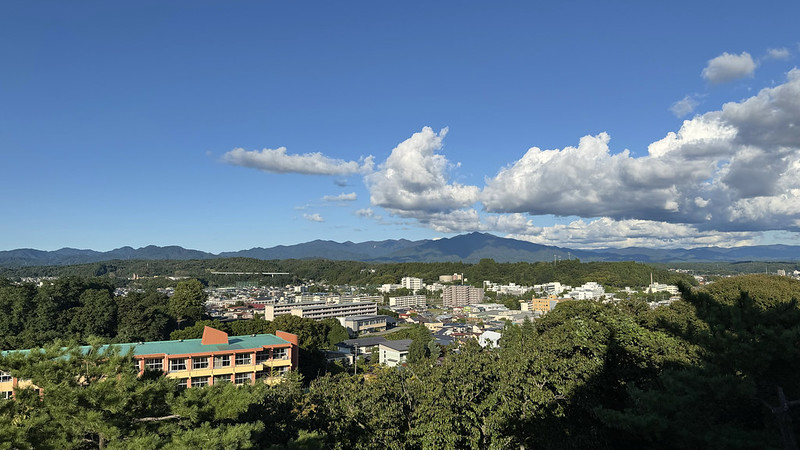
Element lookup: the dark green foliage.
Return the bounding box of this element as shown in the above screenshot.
[2,274,798,448]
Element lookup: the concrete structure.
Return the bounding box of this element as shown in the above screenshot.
[442,285,484,308]
[0,327,299,398]
[379,339,413,367]
[566,282,605,300]
[389,294,426,308]
[265,301,377,320]
[530,297,569,313]
[401,277,423,292]
[338,315,390,336]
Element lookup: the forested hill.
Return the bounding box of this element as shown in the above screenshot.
[3,232,800,267]
[0,258,695,289]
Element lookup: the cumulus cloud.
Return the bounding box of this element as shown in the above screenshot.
[365,127,480,215]
[303,213,324,222]
[223,147,374,176]
[507,218,760,250]
[355,208,382,221]
[701,51,756,83]
[482,69,800,233]
[323,192,357,202]
[670,95,699,118]
[765,47,790,60]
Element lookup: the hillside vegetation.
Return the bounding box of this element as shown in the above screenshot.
[0,275,798,448]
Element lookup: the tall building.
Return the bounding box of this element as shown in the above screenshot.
[401,277,423,291]
[442,285,484,307]
[0,327,299,398]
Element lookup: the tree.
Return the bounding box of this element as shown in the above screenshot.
[168,279,208,327]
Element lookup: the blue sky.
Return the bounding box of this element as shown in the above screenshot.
[2,1,800,253]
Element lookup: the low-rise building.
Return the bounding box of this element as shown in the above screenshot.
[0,327,299,397]
[338,315,390,336]
[264,301,377,320]
[379,339,413,367]
[389,294,426,308]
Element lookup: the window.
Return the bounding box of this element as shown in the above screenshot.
[177,378,188,389]
[273,348,288,360]
[191,377,209,388]
[235,353,252,365]
[144,358,163,371]
[169,358,187,372]
[192,357,209,370]
[234,372,251,385]
[214,355,231,368]
[213,375,230,384]
[0,372,12,383]
[255,350,270,364]
[1,391,12,400]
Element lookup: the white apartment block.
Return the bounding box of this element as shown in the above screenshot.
[401,277,423,291]
[442,285,484,308]
[566,282,605,300]
[265,301,377,320]
[388,294,427,308]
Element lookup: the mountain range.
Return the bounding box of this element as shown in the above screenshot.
[1,233,798,267]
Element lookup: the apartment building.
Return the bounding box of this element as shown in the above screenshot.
[401,277,423,292]
[0,327,299,398]
[265,301,378,320]
[442,285,484,308]
[389,294,426,308]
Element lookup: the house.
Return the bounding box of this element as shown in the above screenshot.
[379,339,413,367]
[335,336,389,364]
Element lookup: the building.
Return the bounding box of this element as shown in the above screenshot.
[566,282,605,300]
[478,330,502,348]
[0,327,299,398]
[389,294,426,308]
[442,285,484,308]
[401,277,423,292]
[335,336,389,364]
[530,297,568,313]
[264,301,377,320]
[379,339,413,367]
[338,315,390,336]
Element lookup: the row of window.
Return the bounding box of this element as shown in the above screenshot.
[142,349,289,372]
[176,369,289,388]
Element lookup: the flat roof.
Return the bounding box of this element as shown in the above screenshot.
[2,333,291,358]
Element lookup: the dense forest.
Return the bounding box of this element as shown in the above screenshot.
[0,258,695,290]
[0,274,798,448]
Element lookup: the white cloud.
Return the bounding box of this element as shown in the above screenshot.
[303,213,324,222]
[482,70,800,233]
[323,192,357,202]
[670,95,699,118]
[701,52,756,83]
[355,208,382,221]
[365,127,480,214]
[506,218,760,249]
[223,147,374,176]
[765,47,791,60]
